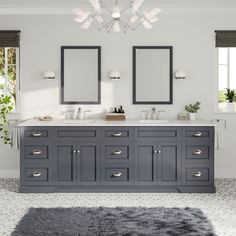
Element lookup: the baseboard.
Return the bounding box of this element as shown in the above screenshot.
[0,169,235,179]
[215,169,236,178]
[0,170,19,178]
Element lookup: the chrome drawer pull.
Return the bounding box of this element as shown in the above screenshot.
[112,132,122,137]
[192,149,202,155]
[193,171,202,177]
[32,149,42,155]
[112,150,122,155]
[112,171,122,177]
[193,131,202,137]
[32,131,42,137]
[32,172,42,177]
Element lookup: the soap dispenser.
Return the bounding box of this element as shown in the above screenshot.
[152,108,158,120]
[76,108,84,120]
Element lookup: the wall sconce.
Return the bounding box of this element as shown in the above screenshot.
[44,70,56,80]
[175,71,186,80]
[110,70,120,80]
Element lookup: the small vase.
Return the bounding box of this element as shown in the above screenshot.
[227,102,235,112]
[189,113,196,121]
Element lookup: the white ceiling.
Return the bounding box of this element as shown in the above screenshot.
[0,0,236,7]
[0,0,236,15]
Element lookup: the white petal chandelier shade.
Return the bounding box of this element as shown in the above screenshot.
[73,0,162,33]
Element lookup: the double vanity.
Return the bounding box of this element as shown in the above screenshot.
[19,119,215,193]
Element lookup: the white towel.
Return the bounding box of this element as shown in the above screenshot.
[215,128,224,149]
[10,127,20,149]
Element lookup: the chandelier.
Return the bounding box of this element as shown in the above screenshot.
[73,0,162,33]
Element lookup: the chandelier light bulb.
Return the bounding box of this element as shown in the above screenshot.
[142,20,153,30]
[149,8,162,16]
[112,6,121,19]
[143,11,158,23]
[81,18,93,29]
[74,10,91,23]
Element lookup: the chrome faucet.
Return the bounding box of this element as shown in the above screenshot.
[151,107,165,120]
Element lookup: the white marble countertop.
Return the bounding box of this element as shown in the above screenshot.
[18,118,215,127]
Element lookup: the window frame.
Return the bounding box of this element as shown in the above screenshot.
[214,47,236,114]
[0,47,20,114]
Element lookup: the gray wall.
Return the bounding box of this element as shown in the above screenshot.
[0,7,236,177]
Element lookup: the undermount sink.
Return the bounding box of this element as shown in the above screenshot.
[64,119,95,124]
[139,119,170,124]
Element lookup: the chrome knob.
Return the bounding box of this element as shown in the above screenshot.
[32,149,42,155]
[77,150,80,154]
[112,171,122,177]
[73,150,77,154]
[32,131,42,137]
[193,171,202,177]
[112,150,122,155]
[193,149,202,155]
[112,132,122,137]
[32,172,42,177]
[154,150,161,154]
[193,131,202,137]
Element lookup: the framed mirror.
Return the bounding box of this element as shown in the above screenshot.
[61,46,101,104]
[133,46,173,104]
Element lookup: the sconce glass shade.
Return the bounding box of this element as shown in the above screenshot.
[175,70,186,79]
[44,70,55,80]
[110,71,120,80]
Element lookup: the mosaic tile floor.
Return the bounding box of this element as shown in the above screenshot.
[0,179,236,236]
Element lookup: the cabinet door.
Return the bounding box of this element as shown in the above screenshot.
[157,143,181,185]
[136,143,158,185]
[55,143,76,185]
[76,143,99,184]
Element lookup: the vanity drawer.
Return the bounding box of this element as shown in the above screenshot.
[184,127,213,140]
[24,129,48,138]
[103,128,132,140]
[24,168,48,182]
[25,145,48,159]
[137,127,179,139]
[185,145,210,160]
[186,168,209,182]
[105,130,129,138]
[57,128,97,138]
[105,168,129,182]
[105,145,129,160]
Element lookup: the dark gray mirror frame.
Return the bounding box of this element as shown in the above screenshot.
[61,46,101,104]
[133,46,173,104]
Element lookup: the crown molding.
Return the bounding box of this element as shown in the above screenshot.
[0,0,236,15]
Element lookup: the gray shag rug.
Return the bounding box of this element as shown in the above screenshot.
[12,207,216,236]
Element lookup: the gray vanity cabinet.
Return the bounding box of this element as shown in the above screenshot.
[157,142,181,185]
[19,125,215,193]
[136,127,181,186]
[55,142,99,185]
[54,127,99,185]
[55,142,76,185]
[136,143,181,185]
[100,127,134,185]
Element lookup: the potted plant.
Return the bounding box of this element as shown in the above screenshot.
[185,101,201,121]
[0,94,13,144]
[224,88,235,112]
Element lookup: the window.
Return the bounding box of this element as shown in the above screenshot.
[0,47,19,111]
[216,31,236,112]
[0,31,20,112]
